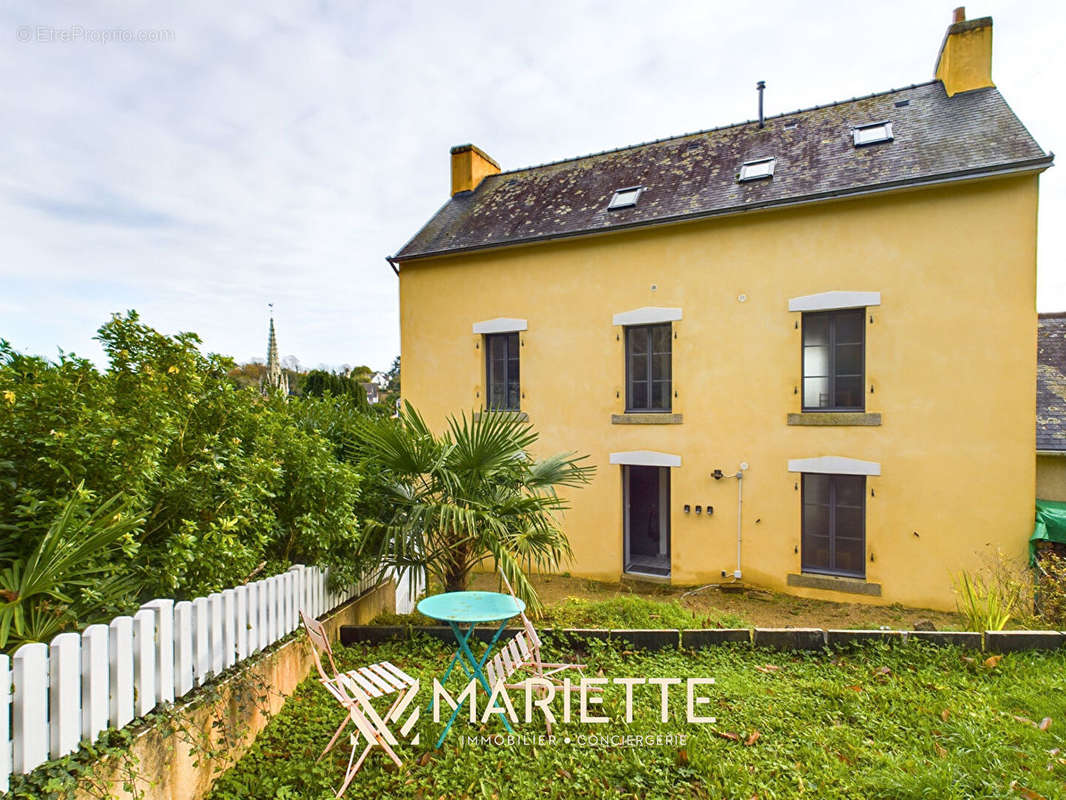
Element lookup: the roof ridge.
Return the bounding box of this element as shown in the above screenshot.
[492,80,942,178]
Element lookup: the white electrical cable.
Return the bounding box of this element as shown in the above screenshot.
[735,470,744,580]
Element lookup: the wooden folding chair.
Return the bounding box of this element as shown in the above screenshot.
[485,570,589,733]
[300,610,420,796]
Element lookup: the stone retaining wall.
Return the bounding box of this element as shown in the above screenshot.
[340,625,1066,652]
[73,582,394,800]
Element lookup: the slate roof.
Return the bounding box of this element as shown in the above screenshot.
[1038,313,1066,452]
[393,81,1050,262]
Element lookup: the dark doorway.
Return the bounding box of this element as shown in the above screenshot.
[624,465,670,576]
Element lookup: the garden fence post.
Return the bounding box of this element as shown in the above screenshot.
[257,580,270,651]
[191,597,209,686]
[12,642,48,774]
[271,576,282,640]
[173,601,194,697]
[142,599,174,704]
[267,577,279,643]
[208,593,224,676]
[275,575,285,637]
[282,573,291,632]
[133,609,157,717]
[395,567,422,615]
[49,632,81,758]
[295,565,305,614]
[317,569,325,609]
[256,580,268,648]
[290,564,305,618]
[108,616,135,729]
[81,624,109,743]
[235,584,249,661]
[0,654,9,793]
[246,583,259,654]
[285,570,296,632]
[277,573,287,635]
[285,571,294,635]
[251,580,263,652]
[394,568,405,614]
[317,567,325,616]
[222,589,237,668]
[290,571,299,631]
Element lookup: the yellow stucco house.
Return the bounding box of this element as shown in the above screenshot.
[390,11,1053,610]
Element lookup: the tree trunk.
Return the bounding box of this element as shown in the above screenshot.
[444,540,469,592]
[444,571,468,593]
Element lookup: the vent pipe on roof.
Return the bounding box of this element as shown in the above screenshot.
[756,81,766,128]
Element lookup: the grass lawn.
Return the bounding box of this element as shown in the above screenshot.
[372,592,746,631]
[376,573,968,632]
[207,635,1066,800]
[470,573,970,630]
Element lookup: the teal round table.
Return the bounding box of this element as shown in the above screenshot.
[417,591,525,747]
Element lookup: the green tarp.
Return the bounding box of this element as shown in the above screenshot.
[1031,499,1066,565]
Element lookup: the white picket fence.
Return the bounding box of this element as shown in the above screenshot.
[393,567,425,615]
[0,564,383,793]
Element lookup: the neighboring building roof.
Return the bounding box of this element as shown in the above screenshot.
[393,82,1050,262]
[1039,313,1066,453]
[360,382,380,403]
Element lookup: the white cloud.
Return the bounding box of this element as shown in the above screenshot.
[0,0,1062,371]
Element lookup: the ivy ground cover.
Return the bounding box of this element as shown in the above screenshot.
[209,636,1066,800]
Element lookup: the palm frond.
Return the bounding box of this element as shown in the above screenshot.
[0,486,143,651]
[353,404,594,607]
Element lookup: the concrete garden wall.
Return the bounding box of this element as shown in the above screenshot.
[73,582,393,800]
[341,624,1066,652]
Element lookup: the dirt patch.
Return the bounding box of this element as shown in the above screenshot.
[468,572,965,630]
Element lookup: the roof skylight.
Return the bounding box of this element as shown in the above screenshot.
[608,186,643,210]
[738,157,776,182]
[853,122,894,146]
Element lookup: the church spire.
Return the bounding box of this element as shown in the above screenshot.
[262,304,289,395]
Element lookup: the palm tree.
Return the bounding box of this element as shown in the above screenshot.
[349,403,593,613]
[0,485,143,651]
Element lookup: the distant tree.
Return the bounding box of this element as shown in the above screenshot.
[347,365,374,384]
[0,312,366,622]
[384,356,400,394]
[285,369,304,396]
[302,369,370,409]
[228,361,266,389]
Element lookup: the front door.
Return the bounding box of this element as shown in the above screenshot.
[623,465,670,576]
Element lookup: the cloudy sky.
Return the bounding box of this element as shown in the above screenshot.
[1,1,1062,372]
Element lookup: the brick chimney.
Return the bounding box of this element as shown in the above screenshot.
[450,144,500,196]
[934,7,994,97]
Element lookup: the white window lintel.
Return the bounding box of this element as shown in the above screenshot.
[787,456,881,476]
[788,291,881,312]
[612,307,682,326]
[472,317,527,335]
[610,450,681,468]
